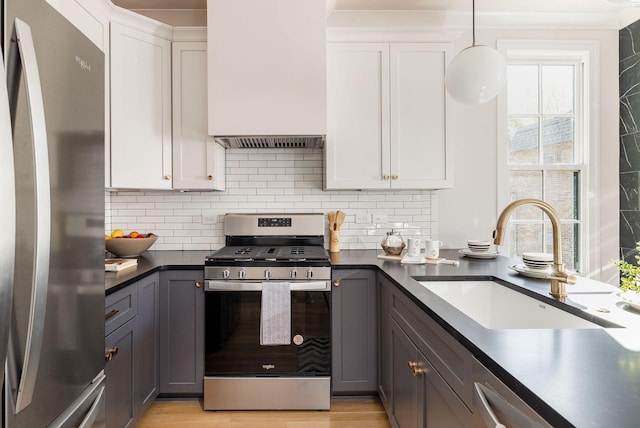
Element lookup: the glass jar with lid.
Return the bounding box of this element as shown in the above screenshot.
[381,229,406,256]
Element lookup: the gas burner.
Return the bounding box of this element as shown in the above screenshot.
[204,214,330,280]
[233,247,254,256]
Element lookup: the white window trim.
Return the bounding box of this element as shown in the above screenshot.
[496,39,601,275]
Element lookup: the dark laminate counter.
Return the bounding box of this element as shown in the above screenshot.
[106,249,640,427]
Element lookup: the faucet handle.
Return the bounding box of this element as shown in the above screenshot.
[547,271,577,285]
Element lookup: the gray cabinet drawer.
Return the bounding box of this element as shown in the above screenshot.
[390,286,473,407]
[105,285,138,336]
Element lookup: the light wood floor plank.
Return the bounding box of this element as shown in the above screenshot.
[138,397,391,428]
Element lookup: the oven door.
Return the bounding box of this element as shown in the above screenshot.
[204,280,331,377]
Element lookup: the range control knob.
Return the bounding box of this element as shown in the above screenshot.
[222,269,230,279]
[238,269,246,279]
[265,269,272,280]
[306,269,313,279]
[290,269,297,279]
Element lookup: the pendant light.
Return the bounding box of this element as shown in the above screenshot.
[445,0,506,105]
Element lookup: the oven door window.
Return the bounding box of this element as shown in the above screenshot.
[205,290,330,376]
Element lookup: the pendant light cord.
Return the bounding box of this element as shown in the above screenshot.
[472,0,476,46]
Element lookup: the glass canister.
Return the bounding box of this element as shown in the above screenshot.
[381,230,406,256]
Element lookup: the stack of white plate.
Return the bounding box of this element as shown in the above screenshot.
[522,252,553,270]
[467,240,491,253]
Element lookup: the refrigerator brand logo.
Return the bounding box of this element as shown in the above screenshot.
[262,364,275,370]
[75,55,91,72]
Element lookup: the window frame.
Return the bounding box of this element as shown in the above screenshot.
[497,40,600,275]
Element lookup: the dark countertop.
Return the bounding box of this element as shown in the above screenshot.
[107,249,640,427]
[105,250,210,293]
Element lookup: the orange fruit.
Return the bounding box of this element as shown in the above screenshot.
[129,231,140,238]
[105,235,112,240]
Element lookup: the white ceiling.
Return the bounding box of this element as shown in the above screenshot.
[111,0,632,12]
[110,0,640,29]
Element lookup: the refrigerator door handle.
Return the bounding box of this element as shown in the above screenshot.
[8,18,52,414]
[0,52,17,390]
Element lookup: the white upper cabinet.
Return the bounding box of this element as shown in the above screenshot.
[325,42,453,190]
[172,41,225,190]
[326,43,390,190]
[110,21,172,190]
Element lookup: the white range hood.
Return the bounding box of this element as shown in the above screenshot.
[207,0,327,148]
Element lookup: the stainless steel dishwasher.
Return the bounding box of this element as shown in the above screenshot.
[473,358,552,428]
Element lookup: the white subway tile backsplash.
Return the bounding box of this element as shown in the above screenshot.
[105,148,437,251]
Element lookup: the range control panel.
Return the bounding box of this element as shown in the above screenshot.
[258,217,292,228]
[224,213,324,236]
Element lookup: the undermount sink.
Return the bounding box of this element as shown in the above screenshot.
[418,280,606,330]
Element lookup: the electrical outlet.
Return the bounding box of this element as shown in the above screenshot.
[356,213,371,224]
[202,210,217,224]
[373,214,388,224]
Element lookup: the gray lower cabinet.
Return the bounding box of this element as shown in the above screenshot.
[331,268,378,394]
[105,316,136,428]
[137,273,161,412]
[378,274,393,412]
[381,277,473,428]
[391,319,472,428]
[159,270,205,396]
[105,272,160,428]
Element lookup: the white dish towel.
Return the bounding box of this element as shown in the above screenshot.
[260,282,291,346]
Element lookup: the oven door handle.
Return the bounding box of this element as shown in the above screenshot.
[205,280,330,292]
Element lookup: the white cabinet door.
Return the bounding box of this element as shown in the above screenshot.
[390,43,452,189]
[172,42,225,190]
[110,22,172,190]
[325,42,452,190]
[325,43,390,190]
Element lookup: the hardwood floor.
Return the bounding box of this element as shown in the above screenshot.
[138,397,391,428]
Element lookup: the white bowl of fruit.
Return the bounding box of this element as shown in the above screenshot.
[105,229,158,257]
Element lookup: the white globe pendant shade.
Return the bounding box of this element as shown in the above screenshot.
[445,45,507,105]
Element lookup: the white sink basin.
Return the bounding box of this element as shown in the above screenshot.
[418,280,604,329]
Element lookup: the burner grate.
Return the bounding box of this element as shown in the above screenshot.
[234,247,254,256]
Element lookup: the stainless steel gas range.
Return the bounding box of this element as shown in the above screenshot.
[203,213,331,410]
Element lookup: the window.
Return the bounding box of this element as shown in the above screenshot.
[497,41,596,273]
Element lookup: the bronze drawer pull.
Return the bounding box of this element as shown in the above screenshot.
[104,309,119,320]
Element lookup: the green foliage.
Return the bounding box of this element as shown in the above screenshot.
[612,242,640,292]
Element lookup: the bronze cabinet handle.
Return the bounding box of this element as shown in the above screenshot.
[333,280,341,287]
[195,281,202,288]
[105,347,119,361]
[104,309,119,320]
[407,361,424,376]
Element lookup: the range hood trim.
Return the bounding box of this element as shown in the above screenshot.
[214,135,325,149]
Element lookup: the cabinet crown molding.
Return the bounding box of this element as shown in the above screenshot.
[326,27,462,43]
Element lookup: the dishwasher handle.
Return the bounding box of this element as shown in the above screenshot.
[474,382,507,428]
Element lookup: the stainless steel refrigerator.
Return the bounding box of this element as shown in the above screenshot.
[0,0,106,426]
